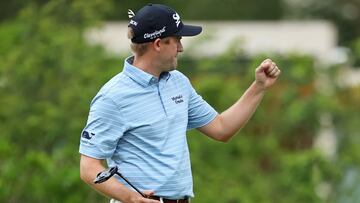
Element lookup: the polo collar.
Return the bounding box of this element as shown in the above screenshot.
[123,56,171,87]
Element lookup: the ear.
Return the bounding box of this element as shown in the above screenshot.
[152,38,162,52]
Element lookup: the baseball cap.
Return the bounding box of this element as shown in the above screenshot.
[128,3,202,43]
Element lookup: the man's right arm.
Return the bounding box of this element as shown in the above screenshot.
[80,155,160,203]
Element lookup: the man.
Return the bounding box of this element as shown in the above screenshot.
[79,3,281,203]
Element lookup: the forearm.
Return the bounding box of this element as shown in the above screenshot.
[199,59,280,142]
[218,81,265,140]
[80,155,138,202]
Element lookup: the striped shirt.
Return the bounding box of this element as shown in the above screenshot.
[79,56,217,199]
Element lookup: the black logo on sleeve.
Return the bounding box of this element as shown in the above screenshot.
[171,95,184,104]
[82,131,95,140]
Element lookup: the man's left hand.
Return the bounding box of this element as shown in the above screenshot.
[255,58,281,90]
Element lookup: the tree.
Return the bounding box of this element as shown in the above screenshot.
[0,0,118,202]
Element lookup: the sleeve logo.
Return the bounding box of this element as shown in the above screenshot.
[82,131,95,140]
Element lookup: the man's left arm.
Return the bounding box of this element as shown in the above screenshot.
[198,59,281,142]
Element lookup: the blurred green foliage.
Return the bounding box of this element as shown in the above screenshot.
[0,0,359,203]
[0,1,120,202]
[1,0,359,45]
[183,54,339,203]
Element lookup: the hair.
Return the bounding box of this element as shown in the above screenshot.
[127,27,149,56]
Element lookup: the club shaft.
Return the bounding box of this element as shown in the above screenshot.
[116,172,146,198]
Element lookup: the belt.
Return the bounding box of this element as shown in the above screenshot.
[150,196,189,203]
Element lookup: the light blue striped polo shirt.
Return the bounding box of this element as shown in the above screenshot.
[79,56,217,199]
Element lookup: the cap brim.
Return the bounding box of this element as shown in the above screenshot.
[174,24,202,37]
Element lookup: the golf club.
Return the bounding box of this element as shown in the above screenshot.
[93,166,147,198]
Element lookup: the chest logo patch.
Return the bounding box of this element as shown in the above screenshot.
[171,94,184,104]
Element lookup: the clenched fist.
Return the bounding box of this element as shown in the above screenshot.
[255,59,281,90]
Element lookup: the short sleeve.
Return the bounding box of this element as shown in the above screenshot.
[79,95,126,159]
[186,80,218,130]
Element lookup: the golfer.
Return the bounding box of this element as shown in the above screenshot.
[79,3,281,203]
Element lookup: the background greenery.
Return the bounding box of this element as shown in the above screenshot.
[0,0,359,202]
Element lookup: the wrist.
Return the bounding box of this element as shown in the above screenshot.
[252,81,267,92]
[123,190,139,203]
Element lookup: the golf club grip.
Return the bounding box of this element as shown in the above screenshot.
[116,172,147,198]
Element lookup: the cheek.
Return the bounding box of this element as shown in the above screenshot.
[167,47,176,57]
[174,45,179,54]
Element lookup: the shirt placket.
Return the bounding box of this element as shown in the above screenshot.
[153,77,168,116]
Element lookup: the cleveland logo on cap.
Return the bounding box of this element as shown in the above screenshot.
[144,26,166,39]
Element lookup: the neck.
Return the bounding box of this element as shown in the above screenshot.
[133,54,162,78]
